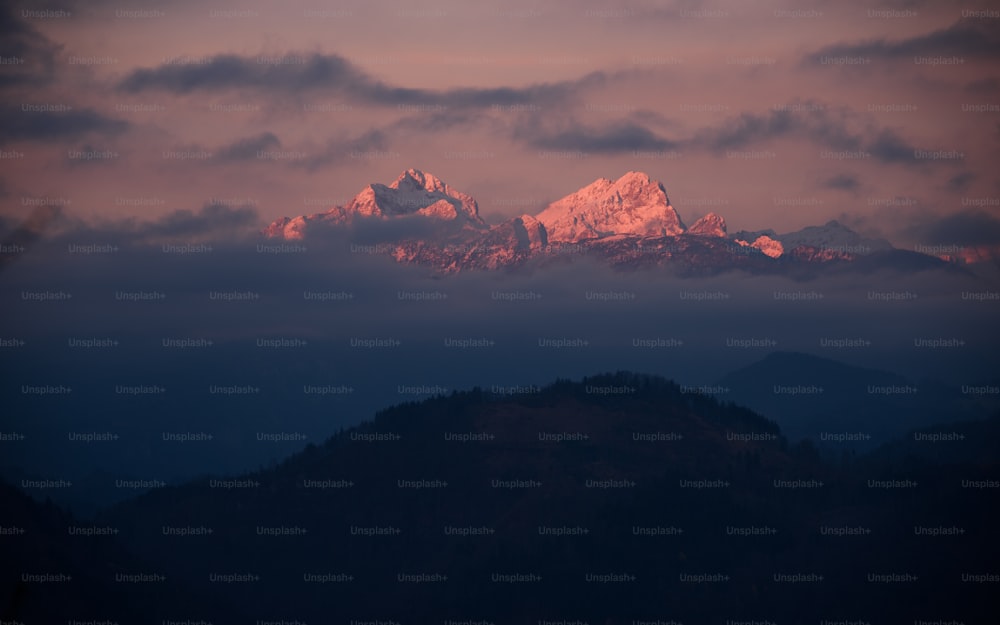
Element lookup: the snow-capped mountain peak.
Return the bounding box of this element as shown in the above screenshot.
[348,169,483,223]
[263,169,485,239]
[389,168,447,193]
[688,213,728,237]
[257,169,951,276]
[534,171,686,243]
[767,220,893,253]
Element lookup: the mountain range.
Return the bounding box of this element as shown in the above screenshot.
[4,372,996,622]
[263,169,950,274]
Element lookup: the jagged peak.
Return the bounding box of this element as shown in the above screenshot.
[535,171,682,242]
[750,234,784,258]
[577,171,666,197]
[689,212,728,237]
[614,170,656,185]
[389,168,446,193]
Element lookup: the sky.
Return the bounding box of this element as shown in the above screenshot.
[1,0,999,246]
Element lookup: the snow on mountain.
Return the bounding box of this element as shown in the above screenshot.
[688,213,727,237]
[534,171,686,243]
[730,220,893,260]
[261,215,309,240]
[739,234,784,258]
[263,168,485,240]
[347,168,484,224]
[254,169,948,275]
[776,220,893,254]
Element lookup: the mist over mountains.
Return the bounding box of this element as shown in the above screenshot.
[2,181,998,515]
[261,169,981,275]
[1,150,997,625]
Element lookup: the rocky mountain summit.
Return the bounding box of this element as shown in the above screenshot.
[263,169,943,275]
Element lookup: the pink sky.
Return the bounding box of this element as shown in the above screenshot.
[2,0,999,246]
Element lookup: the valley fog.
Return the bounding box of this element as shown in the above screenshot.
[2,230,997,513]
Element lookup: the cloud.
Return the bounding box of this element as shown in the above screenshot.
[694,105,945,166]
[292,129,390,172]
[905,210,1000,246]
[113,52,939,167]
[0,7,60,87]
[388,110,493,134]
[805,20,1000,64]
[866,129,921,164]
[119,54,371,95]
[48,203,262,245]
[217,132,282,162]
[964,76,1000,95]
[517,119,680,153]
[692,109,802,151]
[0,106,128,142]
[687,104,878,155]
[200,129,392,171]
[825,174,860,192]
[946,172,976,193]
[0,204,62,272]
[131,203,260,240]
[494,100,941,166]
[157,129,387,171]
[117,52,606,110]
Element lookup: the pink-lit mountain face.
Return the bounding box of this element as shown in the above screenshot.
[263,170,917,274]
[534,171,685,242]
[262,168,486,240]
